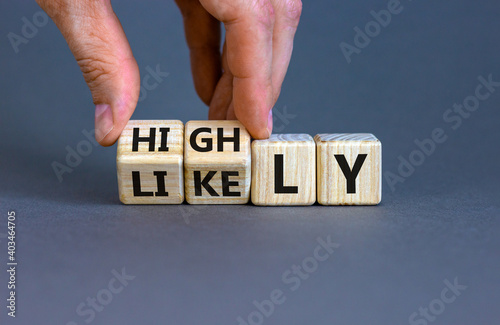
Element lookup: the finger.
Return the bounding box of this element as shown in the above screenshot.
[269,0,302,101]
[36,0,140,146]
[200,0,275,139]
[175,0,222,105]
[226,102,236,120]
[209,73,233,119]
[209,41,233,119]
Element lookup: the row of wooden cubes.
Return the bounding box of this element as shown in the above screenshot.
[117,120,382,206]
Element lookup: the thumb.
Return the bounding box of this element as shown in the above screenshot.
[37,0,140,146]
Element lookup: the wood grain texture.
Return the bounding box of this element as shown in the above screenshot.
[251,134,316,206]
[184,121,251,204]
[117,120,184,204]
[315,133,381,205]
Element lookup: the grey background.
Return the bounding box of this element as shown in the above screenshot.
[1,0,499,324]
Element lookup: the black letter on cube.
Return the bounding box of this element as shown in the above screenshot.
[132,171,169,197]
[194,171,219,196]
[274,154,298,194]
[132,127,170,152]
[222,171,241,197]
[334,154,367,194]
[217,127,240,152]
[190,128,213,152]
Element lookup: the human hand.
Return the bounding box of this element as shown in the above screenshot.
[36,0,302,145]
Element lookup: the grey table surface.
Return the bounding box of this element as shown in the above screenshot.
[1,1,499,324]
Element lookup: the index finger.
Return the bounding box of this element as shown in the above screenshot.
[200,0,275,139]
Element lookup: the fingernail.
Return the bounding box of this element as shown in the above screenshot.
[95,104,114,143]
[267,109,273,138]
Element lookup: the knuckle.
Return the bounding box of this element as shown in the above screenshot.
[76,56,116,95]
[248,0,276,30]
[282,0,302,27]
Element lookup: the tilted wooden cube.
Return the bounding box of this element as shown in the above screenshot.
[251,134,316,206]
[117,120,184,204]
[315,133,381,205]
[184,121,251,204]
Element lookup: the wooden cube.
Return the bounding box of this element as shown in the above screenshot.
[116,120,184,204]
[184,121,251,204]
[315,133,381,205]
[251,134,316,206]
